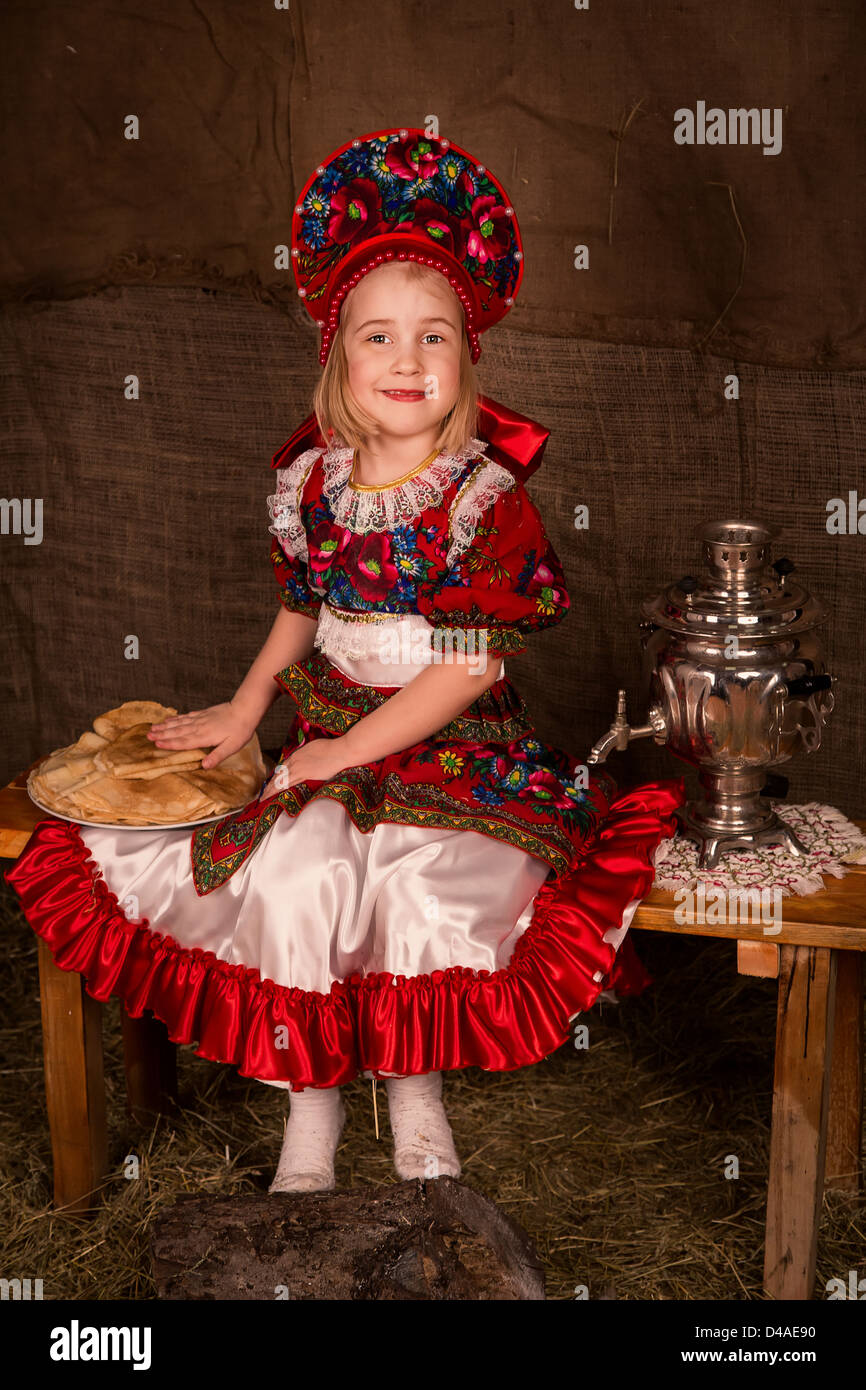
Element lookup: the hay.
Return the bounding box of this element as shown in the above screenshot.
[1,875,863,1301]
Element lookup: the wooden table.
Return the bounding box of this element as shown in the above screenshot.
[632,845,864,1302]
[2,763,863,1300]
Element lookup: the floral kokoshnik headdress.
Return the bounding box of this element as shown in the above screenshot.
[292,127,524,367]
[288,126,548,480]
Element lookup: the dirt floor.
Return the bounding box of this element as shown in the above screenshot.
[1,873,863,1301]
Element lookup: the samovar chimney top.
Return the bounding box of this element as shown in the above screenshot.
[695,518,777,589]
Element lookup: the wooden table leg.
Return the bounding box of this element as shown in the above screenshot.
[121,1008,178,1124]
[737,940,780,978]
[763,944,837,1300]
[37,939,108,1212]
[825,950,864,1192]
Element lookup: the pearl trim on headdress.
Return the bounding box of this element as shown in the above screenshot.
[319,248,482,367]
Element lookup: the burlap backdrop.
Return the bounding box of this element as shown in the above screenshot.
[1,2,864,816]
[2,0,864,365]
[2,286,862,816]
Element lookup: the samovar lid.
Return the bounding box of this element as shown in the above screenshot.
[640,518,828,637]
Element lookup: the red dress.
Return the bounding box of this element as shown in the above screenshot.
[6,432,685,1090]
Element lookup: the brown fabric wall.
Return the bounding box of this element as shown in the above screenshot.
[2,4,863,819]
[2,287,862,817]
[2,1,864,365]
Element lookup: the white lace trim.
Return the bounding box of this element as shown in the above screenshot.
[445,459,517,569]
[266,446,323,566]
[319,438,489,533]
[314,603,435,662]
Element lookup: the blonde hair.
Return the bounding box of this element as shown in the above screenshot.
[312,261,479,455]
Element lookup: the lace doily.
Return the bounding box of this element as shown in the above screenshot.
[653,801,866,897]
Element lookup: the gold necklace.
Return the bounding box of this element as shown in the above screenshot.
[349,446,441,491]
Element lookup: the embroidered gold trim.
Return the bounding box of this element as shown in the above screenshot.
[324,604,409,623]
[289,778,575,876]
[348,446,441,491]
[191,771,583,895]
[274,653,534,742]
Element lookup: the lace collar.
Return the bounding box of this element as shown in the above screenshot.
[318,439,490,533]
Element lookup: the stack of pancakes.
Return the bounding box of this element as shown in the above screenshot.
[27,701,268,826]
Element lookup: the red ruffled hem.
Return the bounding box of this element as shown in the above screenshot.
[4,779,685,1090]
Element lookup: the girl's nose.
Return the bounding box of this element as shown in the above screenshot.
[391,339,423,371]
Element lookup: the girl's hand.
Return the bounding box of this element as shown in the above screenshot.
[260,737,356,798]
[147,701,257,771]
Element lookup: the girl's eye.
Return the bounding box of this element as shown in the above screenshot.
[364,333,445,345]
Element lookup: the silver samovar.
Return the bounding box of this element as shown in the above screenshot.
[587,519,837,868]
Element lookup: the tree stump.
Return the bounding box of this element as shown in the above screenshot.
[150,1177,545,1300]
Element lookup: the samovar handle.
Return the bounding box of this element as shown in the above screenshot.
[779,673,838,754]
[586,689,668,764]
[781,674,833,699]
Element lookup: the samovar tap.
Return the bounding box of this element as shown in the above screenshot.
[587,689,668,764]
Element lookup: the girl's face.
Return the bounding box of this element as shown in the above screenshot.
[340,262,463,445]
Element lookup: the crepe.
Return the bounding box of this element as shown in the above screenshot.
[177,748,260,810]
[94,722,207,779]
[28,699,268,827]
[92,701,178,739]
[64,772,216,824]
[29,728,111,799]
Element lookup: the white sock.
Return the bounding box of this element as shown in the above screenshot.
[269,1084,346,1194]
[385,1071,461,1181]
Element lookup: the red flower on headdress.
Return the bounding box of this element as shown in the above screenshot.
[464,194,511,265]
[341,532,399,600]
[394,197,462,257]
[327,179,384,246]
[385,136,441,182]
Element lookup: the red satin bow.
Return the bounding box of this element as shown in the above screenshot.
[271,393,551,481]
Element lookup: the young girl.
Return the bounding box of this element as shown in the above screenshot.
[6,128,685,1194]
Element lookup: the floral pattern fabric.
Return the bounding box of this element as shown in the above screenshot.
[191,441,607,896]
[269,444,570,651]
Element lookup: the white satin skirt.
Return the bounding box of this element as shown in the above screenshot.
[75,614,590,1087]
[77,796,553,1088]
